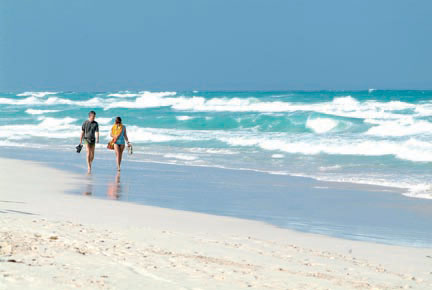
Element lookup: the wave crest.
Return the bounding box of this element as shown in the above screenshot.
[306,117,338,134]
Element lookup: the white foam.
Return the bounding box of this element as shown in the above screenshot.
[176,116,193,121]
[297,173,432,200]
[0,117,80,140]
[306,118,338,134]
[318,165,342,171]
[0,96,43,105]
[2,93,429,133]
[271,154,285,159]
[205,148,238,155]
[4,109,432,164]
[413,103,432,117]
[0,140,27,147]
[365,118,432,137]
[17,91,58,97]
[403,185,432,199]
[126,126,179,143]
[163,95,420,124]
[96,117,114,125]
[107,91,139,98]
[25,109,60,115]
[221,135,432,162]
[45,96,107,107]
[0,95,105,107]
[105,91,178,109]
[163,153,197,161]
[188,148,239,155]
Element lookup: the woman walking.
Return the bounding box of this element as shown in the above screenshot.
[109,117,130,171]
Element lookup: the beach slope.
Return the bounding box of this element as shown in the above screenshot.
[0,158,431,289]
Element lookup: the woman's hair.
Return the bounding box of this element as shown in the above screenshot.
[115,117,122,124]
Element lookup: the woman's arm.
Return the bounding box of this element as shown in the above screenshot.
[124,127,130,144]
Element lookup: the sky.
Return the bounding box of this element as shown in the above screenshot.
[0,0,431,91]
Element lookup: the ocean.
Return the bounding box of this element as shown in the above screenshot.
[1,90,432,199]
[2,90,432,246]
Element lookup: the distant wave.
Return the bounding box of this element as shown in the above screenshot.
[0,96,44,105]
[0,96,105,107]
[365,118,432,137]
[107,91,139,98]
[3,111,432,163]
[25,109,60,115]
[221,135,432,162]
[8,115,427,163]
[1,93,428,122]
[0,117,79,140]
[17,91,58,98]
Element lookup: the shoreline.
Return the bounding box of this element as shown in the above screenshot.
[1,146,432,248]
[1,157,432,289]
[1,144,410,196]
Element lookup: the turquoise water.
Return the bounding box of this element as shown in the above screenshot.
[1,90,432,199]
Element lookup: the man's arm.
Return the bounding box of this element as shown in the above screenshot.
[96,123,100,143]
[80,130,84,145]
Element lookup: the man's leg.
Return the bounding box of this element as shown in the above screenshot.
[90,144,95,163]
[86,144,95,173]
[86,144,92,173]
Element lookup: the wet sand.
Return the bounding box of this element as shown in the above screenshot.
[0,157,431,289]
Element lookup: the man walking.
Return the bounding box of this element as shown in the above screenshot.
[80,111,99,173]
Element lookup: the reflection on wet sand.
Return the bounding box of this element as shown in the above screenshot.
[107,172,122,199]
[83,174,93,196]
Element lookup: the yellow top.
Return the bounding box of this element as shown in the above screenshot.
[111,124,123,138]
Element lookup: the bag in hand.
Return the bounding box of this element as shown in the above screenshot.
[108,124,122,150]
[107,140,115,150]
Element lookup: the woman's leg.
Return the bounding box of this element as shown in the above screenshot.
[114,144,121,171]
[118,145,125,170]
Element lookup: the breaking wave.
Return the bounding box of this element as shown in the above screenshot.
[2,90,432,199]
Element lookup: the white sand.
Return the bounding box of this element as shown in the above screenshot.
[0,157,431,289]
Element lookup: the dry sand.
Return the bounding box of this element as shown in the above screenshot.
[0,157,431,289]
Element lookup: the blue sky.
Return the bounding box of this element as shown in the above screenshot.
[0,0,431,91]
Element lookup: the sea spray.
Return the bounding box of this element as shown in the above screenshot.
[1,90,432,199]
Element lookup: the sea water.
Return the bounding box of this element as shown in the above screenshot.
[1,90,432,199]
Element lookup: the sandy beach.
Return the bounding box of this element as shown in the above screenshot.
[2,0,432,288]
[1,157,431,289]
